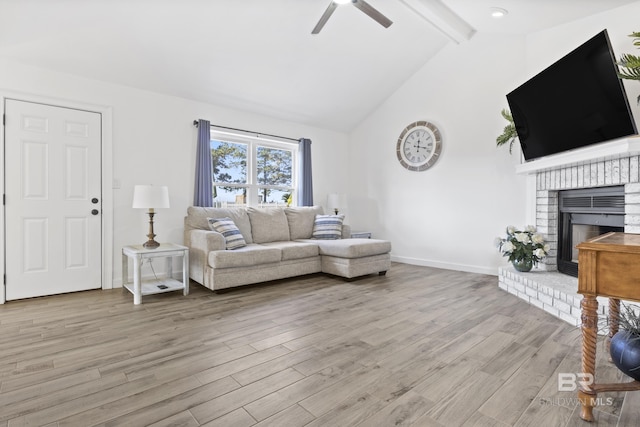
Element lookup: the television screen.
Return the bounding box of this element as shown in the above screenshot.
[507,29,637,161]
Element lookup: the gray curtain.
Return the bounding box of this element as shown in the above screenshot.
[298,138,313,206]
[193,119,213,206]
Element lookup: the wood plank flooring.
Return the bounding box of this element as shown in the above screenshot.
[0,263,637,426]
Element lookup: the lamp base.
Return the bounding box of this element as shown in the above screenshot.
[143,210,160,249]
[143,239,160,249]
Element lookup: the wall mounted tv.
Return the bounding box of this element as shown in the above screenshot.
[507,29,638,161]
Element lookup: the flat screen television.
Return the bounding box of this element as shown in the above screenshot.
[507,29,638,161]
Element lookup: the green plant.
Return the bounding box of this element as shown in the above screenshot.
[496,108,518,153]
[495,225,550,266]
[618,302,640,339]
[617,31,640,105]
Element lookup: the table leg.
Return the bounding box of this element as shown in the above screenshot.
[183,250,189,296]
[166,256,173,281]
[133,255,142,305]
[579,295,598,421]
[607,298,620,359]
[122,251,128,289]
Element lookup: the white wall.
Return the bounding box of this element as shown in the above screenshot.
[348,2,640,276]
[0,59,349,288]
[348,33,528,275]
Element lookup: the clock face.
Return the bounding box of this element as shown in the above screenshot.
[396,121,442,171]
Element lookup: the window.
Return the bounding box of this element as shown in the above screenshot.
[210,131,297,207]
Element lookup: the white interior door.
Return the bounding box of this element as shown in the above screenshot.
[4,99,102,300]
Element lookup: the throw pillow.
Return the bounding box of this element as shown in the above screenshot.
[312,214,345,240]
[208,217,247,250]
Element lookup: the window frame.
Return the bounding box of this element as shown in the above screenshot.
[210,129,298,207]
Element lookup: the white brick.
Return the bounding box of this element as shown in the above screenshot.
[513,283,526,293]
[554,299,572,315]
[539,293,553,306]
[517,291,530,303]
[543,304,560,317]
[525,287,538,298]
[559,311,580,326]
[626,182,640,193]
[530,298,544,310]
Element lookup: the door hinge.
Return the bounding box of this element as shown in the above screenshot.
[3,274,5,285]
[2,113,5,126]
[2,194,4,205]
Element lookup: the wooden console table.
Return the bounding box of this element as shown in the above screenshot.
[576,232,640,421]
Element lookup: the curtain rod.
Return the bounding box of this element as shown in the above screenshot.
[193,120,299,143]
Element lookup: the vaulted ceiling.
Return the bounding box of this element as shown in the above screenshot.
[0,0,636,131]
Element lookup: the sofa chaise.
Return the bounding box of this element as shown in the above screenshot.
[184,205,391,291]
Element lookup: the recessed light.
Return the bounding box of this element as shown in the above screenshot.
[334,0,351,4]
[490,7,508,18]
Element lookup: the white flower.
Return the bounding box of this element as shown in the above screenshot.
[507,225,516,234]
[502,241,515,253]
[543,244,551,253]
[532,234,545,244]
[525,225,536,233]
[534,248,547,258]
[494,237,503,247]
[515,232,531,244]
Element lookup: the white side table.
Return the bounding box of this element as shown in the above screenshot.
[350,231,372,239]
[122,243,189,305]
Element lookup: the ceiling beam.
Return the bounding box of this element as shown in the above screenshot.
[399,0,475,44]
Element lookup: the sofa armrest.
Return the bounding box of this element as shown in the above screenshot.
[341,223,351,239]
[190,229,226,252]
[187,229,226,284]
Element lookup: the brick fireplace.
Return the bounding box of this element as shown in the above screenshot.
[498,138,640,325]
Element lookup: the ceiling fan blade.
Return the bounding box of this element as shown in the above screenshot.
[312,2,338,34]
[352,0,393,28]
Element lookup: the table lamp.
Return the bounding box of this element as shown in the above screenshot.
[327,193,347,215]
[132,185,170,249]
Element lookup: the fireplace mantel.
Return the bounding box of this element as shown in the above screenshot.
[515,137,640,175]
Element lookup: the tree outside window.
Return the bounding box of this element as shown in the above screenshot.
[210,136,296,207]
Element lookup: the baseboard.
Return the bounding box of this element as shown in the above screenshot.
[390,255,497,276]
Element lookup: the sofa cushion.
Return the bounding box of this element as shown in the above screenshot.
[302,238,391,259]
[312,214,345,240]
[247,208,291,243]
[186,206,253,244]
[207,217,247,250]
[261,241,319,261]
[284,206,324,240]
[208,244,281,268]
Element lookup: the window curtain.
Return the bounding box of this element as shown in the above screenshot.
[298,138,313,206]
[193,119,213,206]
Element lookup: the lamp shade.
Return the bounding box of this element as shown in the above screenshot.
[327,193,347,214]
[132,185,170,209]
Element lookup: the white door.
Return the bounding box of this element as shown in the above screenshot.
[4,99,102,300]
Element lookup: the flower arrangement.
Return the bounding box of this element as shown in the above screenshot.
[495,225,550,268]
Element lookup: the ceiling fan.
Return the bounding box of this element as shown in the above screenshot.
[312,0,393,35]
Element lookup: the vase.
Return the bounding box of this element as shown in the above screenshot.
[512,259,533,272]
[610,330,640,381]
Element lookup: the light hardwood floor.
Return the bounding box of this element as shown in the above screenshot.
[0,263,638,426]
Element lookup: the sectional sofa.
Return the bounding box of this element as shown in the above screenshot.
[184,205,391,291]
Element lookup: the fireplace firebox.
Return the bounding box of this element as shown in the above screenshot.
[557,186,625,277]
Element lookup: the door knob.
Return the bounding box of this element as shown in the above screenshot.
[91,209,99,215]
[91,198,99,204]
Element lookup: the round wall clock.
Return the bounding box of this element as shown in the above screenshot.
[396,120,442,171]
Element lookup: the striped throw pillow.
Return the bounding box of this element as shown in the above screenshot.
[312,214,345,240]
[208,217,247,250]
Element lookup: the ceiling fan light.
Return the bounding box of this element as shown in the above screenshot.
[490,7,508,18]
